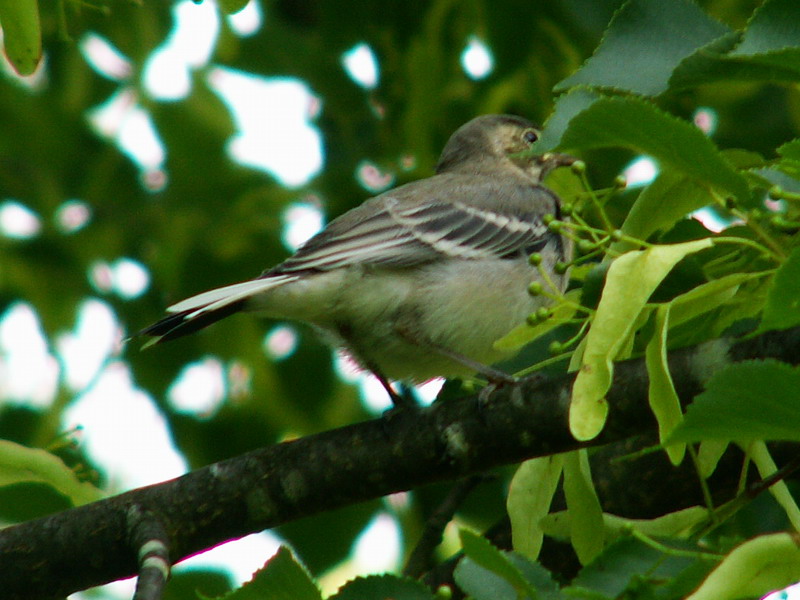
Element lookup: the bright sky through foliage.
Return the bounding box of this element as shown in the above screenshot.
[0,2,411,597]
[461,37,494,79]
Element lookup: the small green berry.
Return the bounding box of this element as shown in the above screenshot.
[536,307,551,320]
[613,175,627,189]
[528,253,542,266]
[570,160,586,175]
[527,312,541,326]
[561,202,573,216]
[611,229,623,241]
[769,185,783,200]
[578,239,595,253]
[548,340,563,355]
[548,220,563,233]
[542,213,555,225]
[528,281,544,296]
[434,584,453,600]
[555,262,569,275]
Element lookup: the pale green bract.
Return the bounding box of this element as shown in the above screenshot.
[0,440,103,507]
[570,239,713,441]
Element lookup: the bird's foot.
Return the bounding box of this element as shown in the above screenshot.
[477,370,518,405]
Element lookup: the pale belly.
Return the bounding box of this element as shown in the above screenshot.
[251,253,561,383]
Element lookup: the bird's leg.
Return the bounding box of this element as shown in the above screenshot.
[424,343,517,386]
[335,322,416,409]
[394,325,517,403]
[366,361,417,409]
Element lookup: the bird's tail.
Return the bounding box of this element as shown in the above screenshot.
[138,275,299,347]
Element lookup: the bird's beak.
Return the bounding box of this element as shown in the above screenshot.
[536,152,577,179]
[538,152,577,169]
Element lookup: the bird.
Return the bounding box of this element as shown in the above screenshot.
[139,115,575,405]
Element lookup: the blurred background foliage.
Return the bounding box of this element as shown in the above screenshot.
[1,0,800,597]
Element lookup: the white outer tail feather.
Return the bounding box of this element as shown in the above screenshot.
[168,275,300,316]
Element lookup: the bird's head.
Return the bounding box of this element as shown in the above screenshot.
[436,114,575,182]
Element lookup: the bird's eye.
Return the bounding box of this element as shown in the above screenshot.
[522,129,539,144]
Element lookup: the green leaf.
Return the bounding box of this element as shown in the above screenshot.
[730,0,800,56]
[215,546,322,600]
[646,307,685,464]
[570,239,713,440]
[458,530,539,598]
[0,440,102,507]
[669,360,800,443]
[670,0,800,89]
[668,273,757,328]
[748,441,800,532]
[645,272,758,463]
[778,139,800,161]
[0,0,41,75]
[760,247,800,332]
[557,96,750,202]
[540,506,709,541]
[615,169,716,252]
[685,533,800,600]
[696,440,730,479]
[563,450,605,565]
[772,141,800,186]
[508,455,564,560]
[570,535,716,599]
[454,552,559,600]
[0,482,72,522]
[673,45,800,89]
[332,575,435,600]
[555,0,729,96]
[535,88,600,152]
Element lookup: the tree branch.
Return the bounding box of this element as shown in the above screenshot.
[2,328,798,599]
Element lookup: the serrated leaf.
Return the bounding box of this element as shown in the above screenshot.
[557,96,749,202]
[535,88,600,151]
[670,0,800,89]
[730,0,800,56]
[570,239,713,440]
[778,139,800,161]
[0,0,41,75]
[508,455,564,560]
[454,552,559,600]
[563,450,604,565]
[760,247,800,332]
[458,530,538,598]
[555,0,729,96]
[332,574,435,600]
[0,440,102,507]
[216,547,321,600]
[454,557,520,600]
[571,535,716,599]
[669,360,800,443]
[685,533,800,600]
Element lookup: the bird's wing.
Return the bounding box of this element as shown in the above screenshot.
[270,184,555,274]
